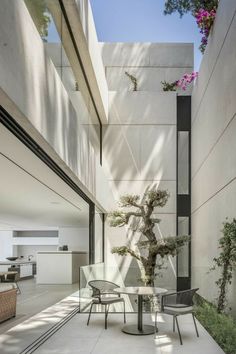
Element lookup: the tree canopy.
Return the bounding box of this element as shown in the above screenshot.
[164,0,218,17]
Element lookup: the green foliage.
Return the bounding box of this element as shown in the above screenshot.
[125,71,138,91]
[25,0,51,39]
[119,194,140,207]
[164,0,218,17]
[195,301,236,354]
[108,187,189,285]
[108,210,127,227]
[161,80,177,91]
[111,246,129,256]
[144,189,169,207]
[210,219,236,313]
[149,235,190,257]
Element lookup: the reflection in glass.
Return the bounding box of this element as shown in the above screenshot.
[94,210,104,264]
[177,217,189,277]
[178,132,189,194]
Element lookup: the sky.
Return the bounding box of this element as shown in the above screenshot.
[90,0,202,71]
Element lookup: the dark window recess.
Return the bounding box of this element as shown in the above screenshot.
[176,96,191,291]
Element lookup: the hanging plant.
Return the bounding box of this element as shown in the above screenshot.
[164,1,218,53]
[161,71,198,92]
[195,8,217,53]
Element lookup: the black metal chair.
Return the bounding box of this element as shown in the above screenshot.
[87,280,126,329]
[155,288,199,345]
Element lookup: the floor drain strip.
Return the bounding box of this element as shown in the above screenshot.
[19,305,80,354]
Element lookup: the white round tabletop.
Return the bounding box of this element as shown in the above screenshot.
[114,286,167,296]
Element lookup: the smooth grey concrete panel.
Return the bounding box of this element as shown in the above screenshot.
[191,0,236,317]
[192,0,236,120]
[105,67,193,93]
[103,125,176,181]
[108,91,177,125]
[45,43,70,67]
[103,125,141,180]
[192,115,236,212]
[101,42,193,68]
[140,125,176,180]
[192,11,236,177]
[191,178,236,316]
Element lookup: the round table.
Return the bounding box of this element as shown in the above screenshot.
[114,286,167,335]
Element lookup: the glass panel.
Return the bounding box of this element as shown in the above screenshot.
[177,217,189,277]
[94,210,104,264]
[178,131,189,194]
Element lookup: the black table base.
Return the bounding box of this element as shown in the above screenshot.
[122,324,155,335]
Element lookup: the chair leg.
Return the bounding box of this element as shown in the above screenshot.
[154,312,158,336]
[16,282,21,295]
[192,313,199,337]
[105,304,109,329]
[123,300,126,323]
[173,316,175,332]
[175,316,183,345]
[87,302,94,326]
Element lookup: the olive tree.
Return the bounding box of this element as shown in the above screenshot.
[108,188,189,286]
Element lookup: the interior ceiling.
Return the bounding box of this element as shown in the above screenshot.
[0,124,89,230]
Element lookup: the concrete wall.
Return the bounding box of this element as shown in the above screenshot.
[0,0,110,211]
[102,43,193,289]
[191,0,236,315]
[101,43,193,94]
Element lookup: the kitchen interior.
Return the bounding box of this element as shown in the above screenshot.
[0,123,104,332]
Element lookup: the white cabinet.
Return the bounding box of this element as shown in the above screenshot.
[0,265,9,272]
[20,264,33,277]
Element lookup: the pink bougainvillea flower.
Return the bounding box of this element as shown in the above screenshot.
[195,8,216,53]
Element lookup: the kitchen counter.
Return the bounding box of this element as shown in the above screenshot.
[37,251,88,284]
[0,261,36,265]
[0,261,36,279]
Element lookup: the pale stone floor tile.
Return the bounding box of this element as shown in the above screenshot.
[34,313,224,354]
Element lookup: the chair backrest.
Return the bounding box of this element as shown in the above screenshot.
[88,280,119,299]
[163,288,199,308]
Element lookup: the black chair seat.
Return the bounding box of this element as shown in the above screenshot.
[155,288,199,345]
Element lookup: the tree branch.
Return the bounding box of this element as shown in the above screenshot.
[108,210,142,227]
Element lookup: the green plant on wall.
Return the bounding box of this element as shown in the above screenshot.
[210,218,236,313]
[25,0,51,39]
[125,71,138,91]
[108,188,189,286]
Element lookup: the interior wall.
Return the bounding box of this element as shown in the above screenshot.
[0,231,14,260]
[191,0,236,316]
[16,245,57,260]
[58,227,89,252]
[101,43,193,290]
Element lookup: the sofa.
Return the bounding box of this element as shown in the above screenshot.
[0,283,17,323]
